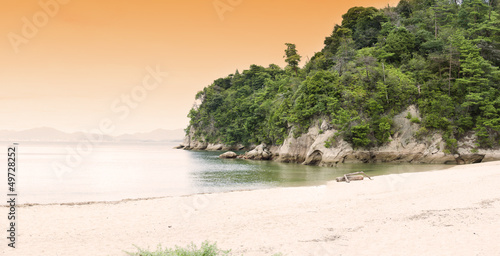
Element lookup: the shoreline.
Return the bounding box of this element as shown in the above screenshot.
[181,105,500,166]
[4,162,455,207]
[180,143,500,165]
[2,161,499,255]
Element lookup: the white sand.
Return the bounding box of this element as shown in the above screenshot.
[2,161,500,256]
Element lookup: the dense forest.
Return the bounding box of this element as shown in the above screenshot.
[186,0,500,154]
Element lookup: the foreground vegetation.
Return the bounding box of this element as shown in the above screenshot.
[127,241,284,256]
[127,241,231,256]
[187,0,500,153]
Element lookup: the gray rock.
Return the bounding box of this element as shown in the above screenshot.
[219,151,238,159]
[206,144,224,151]
[184,105,500,165]
[455,154,485,164]
[241,144,272,160]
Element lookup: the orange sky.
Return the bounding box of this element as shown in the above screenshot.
[0,0,398,135]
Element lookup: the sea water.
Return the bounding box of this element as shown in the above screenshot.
[0,141,452,204]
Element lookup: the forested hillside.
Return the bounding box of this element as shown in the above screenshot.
[186,0,500,154]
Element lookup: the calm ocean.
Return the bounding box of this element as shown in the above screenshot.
[2,141,451,204]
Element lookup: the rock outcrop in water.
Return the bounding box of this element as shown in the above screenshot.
[238,144,272,160]
[219,151,238,159]
[178,128,244,151]
[179,105,500,165]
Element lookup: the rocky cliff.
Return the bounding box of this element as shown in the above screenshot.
[179,105,500,165]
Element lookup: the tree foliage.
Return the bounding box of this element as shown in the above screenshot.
[187,0,500,149]
[284,43,302,75]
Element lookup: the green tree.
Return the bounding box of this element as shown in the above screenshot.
[323,25,352,54]
[341,7,378,31]
[396,0,413,18]
[333,38,356,76]
[350,124,372,148]
[185,0,500,151]
[456,36,493,94]
[340,7,388,49]
[284,43,302,75]
[384,27,415,62]
[458,0,489,29]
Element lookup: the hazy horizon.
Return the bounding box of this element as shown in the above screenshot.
[0,126,184,134]
[1,0,398,135]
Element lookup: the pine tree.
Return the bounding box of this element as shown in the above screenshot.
[284,43,302,75]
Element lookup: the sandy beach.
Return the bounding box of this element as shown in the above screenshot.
[2,161,500,256]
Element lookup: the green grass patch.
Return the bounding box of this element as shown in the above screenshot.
[406,112,412,119]
[127,241,231,256]
[410,117,421,124]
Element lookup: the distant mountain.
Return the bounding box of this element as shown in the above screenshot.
[0,127,185,142]
[0,127,78,142]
